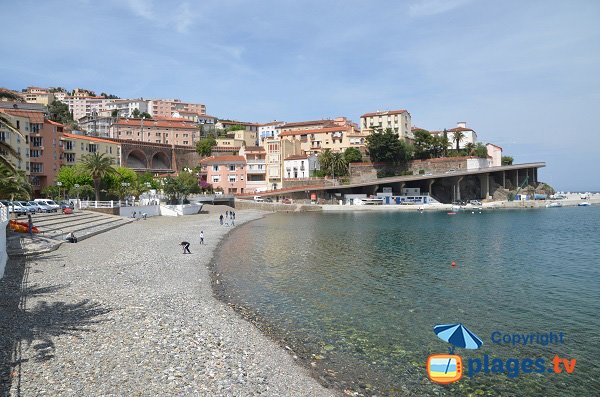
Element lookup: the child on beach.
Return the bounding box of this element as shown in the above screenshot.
[180,241,191,254]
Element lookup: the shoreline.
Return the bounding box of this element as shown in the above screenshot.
[1,207,337,396]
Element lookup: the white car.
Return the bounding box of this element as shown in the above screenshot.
[34,199,59,212]
[253,196,264,202]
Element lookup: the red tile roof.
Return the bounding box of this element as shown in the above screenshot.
[284,154,308,160]
[113,118,197,130]
[0,109,45,123]
[447,127,474,132]
[200,155,246,164]
[62,133,119,145]
[360,109,408,118]
[279,126,353,137]
[45,119,64,126]
[243,146,265,152]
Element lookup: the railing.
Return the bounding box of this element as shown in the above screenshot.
[0,203,7,222]
[79,200,139,208]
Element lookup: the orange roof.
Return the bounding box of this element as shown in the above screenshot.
[284,154,308,160]
[279,126,353,137]
[361,109,408,118]
[486,143,503,150]
[45,119,64,126]
[62,133,119,145]
[200,155,246,164]
[447,127,475,132]
[113,118,197,130]
[244,146,265,152]
[0,109,45,123]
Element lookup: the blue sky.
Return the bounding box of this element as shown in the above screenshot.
[2,0,599,191]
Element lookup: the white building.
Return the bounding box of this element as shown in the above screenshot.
[104,99,149,117]
[282,154,318,179]
[62,96,114,120]
[445,122,478,149]
[259,121,285,142]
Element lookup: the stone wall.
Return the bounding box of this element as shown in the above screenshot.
[408,157,470,174]
[233,199,322,212]
[281,178,328,189]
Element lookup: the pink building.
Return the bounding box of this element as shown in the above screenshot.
[199,155,247,194]
[486,143,502,167]
[149,99,206,118]
[109,118,198,146]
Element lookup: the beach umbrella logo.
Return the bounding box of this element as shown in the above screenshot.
[433,323,483,353]
[427,323,483,384]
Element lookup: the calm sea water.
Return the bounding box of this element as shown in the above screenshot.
[213,206,600,396]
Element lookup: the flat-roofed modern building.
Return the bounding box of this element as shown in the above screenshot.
[360,109,412,140]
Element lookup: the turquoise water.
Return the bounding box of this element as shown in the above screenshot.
[214,207,600,396]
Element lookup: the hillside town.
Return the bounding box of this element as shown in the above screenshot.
[0,85,510,198]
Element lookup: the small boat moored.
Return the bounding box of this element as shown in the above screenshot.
[578,202,591,207]
[546,202,563,208]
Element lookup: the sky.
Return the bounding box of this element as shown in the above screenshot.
[1,0,599,191]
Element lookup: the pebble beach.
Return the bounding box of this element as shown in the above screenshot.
[0,208,337,396]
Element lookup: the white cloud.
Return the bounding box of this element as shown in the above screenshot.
[408,0,473,17]
[122,0,197,33]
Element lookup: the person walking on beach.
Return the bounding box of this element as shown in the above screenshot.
[225,210,229,218]
[232,211,235,220]
[180,241,191,254]
[200,231,204,245]
[220,214,223,225]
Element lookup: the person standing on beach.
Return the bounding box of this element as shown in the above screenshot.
[200,231,204,245]
[225,210,229,218]
[180,241,191,254]
[220,214,223,225]
[232,211,235,220]
[27,214,33,237]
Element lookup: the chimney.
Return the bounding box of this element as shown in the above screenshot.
[457,121,466,128]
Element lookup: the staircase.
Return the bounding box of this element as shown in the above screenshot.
[30,210,133,242]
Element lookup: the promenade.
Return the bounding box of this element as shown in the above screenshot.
[0,208,335,396]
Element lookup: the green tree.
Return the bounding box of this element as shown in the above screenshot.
[501,156,514,165]
[56,164,94,192]
[318,149,333,175]
[0,89,24,102]
[413,129,433,159]
[196,136,217,156]
[0,163,31,201]
[47,100,73,125]
[452,131,465,151]
[111,109,119,118]
[81,152,116,201]
[131,108,141,118]
[365,128,413,165]
[430,136,449,158]
[343,147,362,163]
[226,125,245,132]
[330,152,349,177]
[474,143,488,158]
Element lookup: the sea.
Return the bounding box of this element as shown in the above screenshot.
[213,206,600,396]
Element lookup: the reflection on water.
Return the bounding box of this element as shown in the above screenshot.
[214,207,600,396]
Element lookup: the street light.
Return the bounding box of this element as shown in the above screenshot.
[56,181,63,200]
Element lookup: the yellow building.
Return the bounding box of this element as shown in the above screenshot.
[61,133,121,166]
[278,125,368,155]
[360,109,412,140]
[0,110,32,173]
[23,87,55,105]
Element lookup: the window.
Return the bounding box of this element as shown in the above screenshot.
[212,165,219,172]
[183,141,188,145]
[16,120,20,129]
[229,165,236,171]
[212,176,220,183]
[228,176,236,182]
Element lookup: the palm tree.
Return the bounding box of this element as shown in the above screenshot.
[330,152,349,177]
[318,149,333,176]
[464,142,476,156]
[452,131,465,151]
[81,152,116,201]
[0,162,31,201]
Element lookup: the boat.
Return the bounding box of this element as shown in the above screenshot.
[360,198,384,205]
[578,202,591,207]
[546,202,562,208]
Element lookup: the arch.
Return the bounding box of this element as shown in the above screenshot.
[151,151,170,169]
[126,149,147,168]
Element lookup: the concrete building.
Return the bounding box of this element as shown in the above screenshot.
[199,155,247,194]
[283,154,312,179]
[486,143,502,167]
[61,133,121,167]
[148,99,206,118]
[23,87,55,105]
[240,146,267,193]
[77,115,113,137]
[360,109,412,140]
[109,118,198,146]
[62,96,114,121]
[0,107,65,195]
[278,125,368,155]
[104,99,149,118]
[215,120,259,133]
[258,121,285,142]
[264,138,303,190]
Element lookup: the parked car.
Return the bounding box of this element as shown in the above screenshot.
[445,169,457,174]
[264,198,273,203]
[58,200,72,209]
[8,201,28,216]
[30,201,53,213]
[34,199,59,212]
[253,196,264,202]
[282,198,292,204]
[18,201,37,214]
[469,200,482,206]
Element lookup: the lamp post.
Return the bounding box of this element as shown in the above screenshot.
[56,181,63,200]
[121,182,130,206]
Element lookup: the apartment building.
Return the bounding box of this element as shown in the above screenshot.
[264,138,302,190]
[109,118,198,146]
[258,121,285,142]
[104,99,149,117]
[239,146,267,193]
[23,86,55,105]
[360,109,412,140]
[61,133,121,167]
[278,125,368,155]
[77,115,113,137]
[62,96,113,120]
[148,99,206,118]
[0,107,65,194]
[199,155,247,194]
